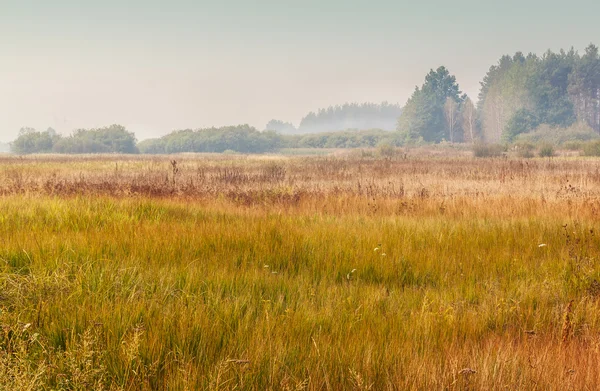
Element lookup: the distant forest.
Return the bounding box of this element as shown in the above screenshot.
[265,102,403,134]
[8,44,600,154]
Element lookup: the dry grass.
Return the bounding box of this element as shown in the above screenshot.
[1,151,600,389]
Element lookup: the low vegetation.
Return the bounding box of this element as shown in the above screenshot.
[2,153,600,389]
[137,125,282,154]
[514,122,600,146]
[538,143,556,157]
[472,143,504,157]
[582,140,600,156]
[283,129,401,149]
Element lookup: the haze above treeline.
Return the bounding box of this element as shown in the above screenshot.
[7,43,600,154]
[5,0,600,145]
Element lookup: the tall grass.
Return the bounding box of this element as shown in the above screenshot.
[1,154,600,389]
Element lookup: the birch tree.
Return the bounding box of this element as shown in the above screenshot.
[444,97,460,142]
[461,98,477,143]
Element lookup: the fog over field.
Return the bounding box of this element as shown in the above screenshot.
[2,0,600,142]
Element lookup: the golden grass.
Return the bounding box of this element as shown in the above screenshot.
[1,152,600,389]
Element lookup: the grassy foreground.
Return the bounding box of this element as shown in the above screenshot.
[2,153,600,390]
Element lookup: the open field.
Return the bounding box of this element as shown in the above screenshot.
[3,151,600,390]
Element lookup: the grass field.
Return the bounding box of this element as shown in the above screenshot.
[2,151,600,390]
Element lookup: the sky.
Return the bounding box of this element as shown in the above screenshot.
[1,0,600,142]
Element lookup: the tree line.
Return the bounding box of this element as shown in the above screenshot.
[10,124,401,155]
[479,45,600,142]
[284,129,402,149]
[137,125,281,154]
[10,125,138,154]
[9,44,600,154]
[138,127,400,153]
[397,44,600,145]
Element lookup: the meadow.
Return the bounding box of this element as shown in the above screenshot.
[2,149,600,390]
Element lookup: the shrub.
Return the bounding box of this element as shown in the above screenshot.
[473,143,504,158]
[563,140,584,151]
[285,129,395,150]
[503,109,539,141]
[358,149,375,158]
[11,128,61,154]
[515,122,599,146]
[59,125,139,154]
[141,126,282,154]
[11,125,139,154]
[377,143,395,157]
[514,142,535,158]
[582,140,600,156]
[538,143,555,157]
[138,138,167,154]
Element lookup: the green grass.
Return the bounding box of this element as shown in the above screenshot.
[1,195,599,389]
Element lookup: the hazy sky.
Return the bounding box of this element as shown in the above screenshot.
[1,0,599,142]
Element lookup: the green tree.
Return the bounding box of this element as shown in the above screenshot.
[527,49,576,127]
[397,66,464,143]
[569,44,600,132]
[503,109,539,141]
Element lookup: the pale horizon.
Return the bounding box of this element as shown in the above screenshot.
[2,0,599,143]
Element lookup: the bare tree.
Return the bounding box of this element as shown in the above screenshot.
[461,98,477,144]
[444,97,460,142]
